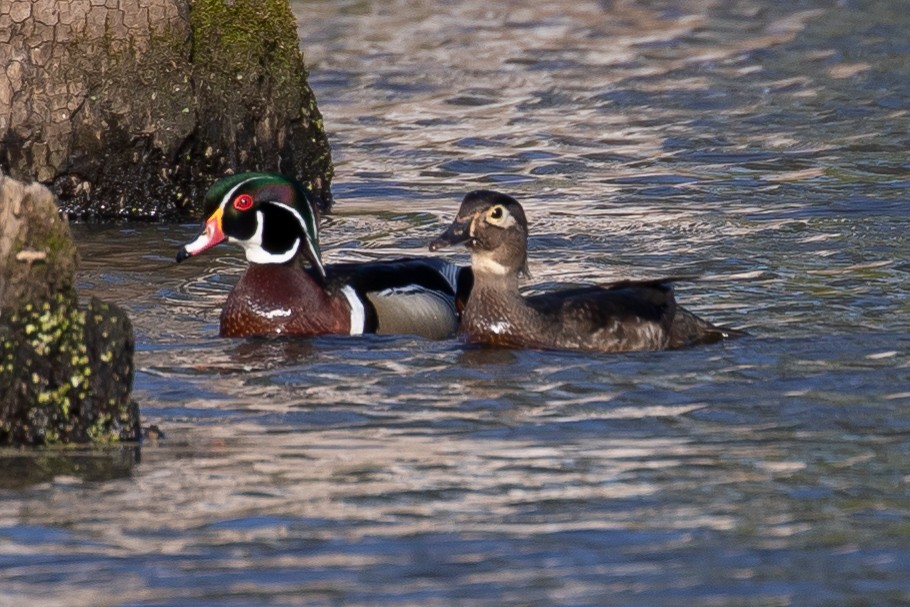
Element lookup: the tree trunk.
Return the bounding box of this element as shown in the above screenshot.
[0,0,333,219]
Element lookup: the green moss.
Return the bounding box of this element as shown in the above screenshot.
[40,225,78,270]
[11,293,88,420]
[86,412,112,443]
[0,292,134,446]
[190,0,305,91]
[182,0,334,209]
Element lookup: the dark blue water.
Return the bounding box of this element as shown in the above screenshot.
[3,1,910,605]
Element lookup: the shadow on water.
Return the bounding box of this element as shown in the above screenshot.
[0,447,139,490]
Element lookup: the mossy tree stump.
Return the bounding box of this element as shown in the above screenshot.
[0,172,139,445]
[0,0,333,219]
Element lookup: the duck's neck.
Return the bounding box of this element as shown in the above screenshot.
[471,268,522,295]
[462,269,540,347]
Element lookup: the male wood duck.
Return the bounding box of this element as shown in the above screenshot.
[429,190,744,352]
[176,172,472,339]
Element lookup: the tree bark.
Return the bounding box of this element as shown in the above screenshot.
[0,0,333,219]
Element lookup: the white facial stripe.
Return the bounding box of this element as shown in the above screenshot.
[234,210,300,263]
[220,175,261,210]
[214,180,323,269]
[221,177,267,263]
[269,201,325,276]
[340,286,366,335]
[233,198,321,266]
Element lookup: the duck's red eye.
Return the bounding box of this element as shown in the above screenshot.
[233,194,254,211]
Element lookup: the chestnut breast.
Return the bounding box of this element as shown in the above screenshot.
[220,264,350,337]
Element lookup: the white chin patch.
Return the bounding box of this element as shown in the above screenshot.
[471,254,511,275]
[231,209,299,264]
[238,237,300,264]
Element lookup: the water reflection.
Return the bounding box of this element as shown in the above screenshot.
[0,448,138,490]
[4,1,910,605]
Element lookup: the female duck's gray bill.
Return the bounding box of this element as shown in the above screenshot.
[429,219,472,251]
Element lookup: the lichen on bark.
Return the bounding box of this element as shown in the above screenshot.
[0,293,138,445]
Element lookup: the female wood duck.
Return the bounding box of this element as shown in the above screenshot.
[429,190,743,352]
[176,172,472,339]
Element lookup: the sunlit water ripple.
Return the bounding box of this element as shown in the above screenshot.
[3,1,910,605]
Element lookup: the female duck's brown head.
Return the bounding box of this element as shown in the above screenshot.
[429,190,530,278]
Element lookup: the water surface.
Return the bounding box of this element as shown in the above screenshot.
[3,1,910,605]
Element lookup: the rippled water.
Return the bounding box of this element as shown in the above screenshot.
[4,1,910,605]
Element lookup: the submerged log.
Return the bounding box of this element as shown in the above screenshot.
[0,171,139,445]
[0,0,333,219]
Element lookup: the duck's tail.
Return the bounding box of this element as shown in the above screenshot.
[669,306,747,349]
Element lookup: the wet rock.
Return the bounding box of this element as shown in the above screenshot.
[0,172,140,446]
[0,0,333,219]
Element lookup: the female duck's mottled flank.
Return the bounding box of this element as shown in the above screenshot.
[177,172,471,339]
[429,189,743,353]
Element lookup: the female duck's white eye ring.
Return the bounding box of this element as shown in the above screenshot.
[489,206,504,220]
[233,194,254,211]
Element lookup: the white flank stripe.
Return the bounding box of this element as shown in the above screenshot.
[221,175,260,207]
[340,286,366,335]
